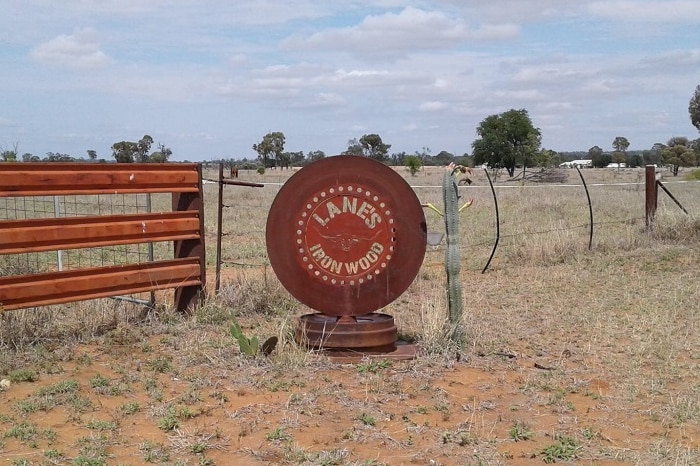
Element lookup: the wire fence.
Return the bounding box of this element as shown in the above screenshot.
[4,167,697,297]
[212,168,700,278]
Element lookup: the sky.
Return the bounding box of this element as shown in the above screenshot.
[1,1,699,162]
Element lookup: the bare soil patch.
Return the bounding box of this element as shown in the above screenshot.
[1,167,699,465]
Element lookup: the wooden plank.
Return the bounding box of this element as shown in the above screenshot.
[0,211,201,254]
[0,258,202,311]
[0,163,200,197]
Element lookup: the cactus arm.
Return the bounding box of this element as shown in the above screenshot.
[422,203,444,217]
[458,199,474,213]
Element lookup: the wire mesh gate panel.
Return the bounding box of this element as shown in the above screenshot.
[0,163,205,312]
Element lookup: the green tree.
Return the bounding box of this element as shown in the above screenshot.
[587,145,607,167]
[345,134,391,162]
[433,150,455,166]
[306,150,326,163]
[149,143,172,163]
[612,136,630,153]
[391,151,407,165]
[692,138,700,166]
[611,137,630,170]
[253,131,285,168]
[111,141,138,163]
[281,150,304,167]
[1,142,19,162]
[44,152,74,162]
[662,137,694,176]
[343,138,364,156]
[689,84,700,133]
[111,135,166,163]
[1,150,17,162]
[471,109,541,177]
[536,148,559,168]
[86,150,98,161]
[136,135,154,162]
[649,143,666,165]
[612,151,626,169]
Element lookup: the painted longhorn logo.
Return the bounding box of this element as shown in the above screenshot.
[295,185,395,286]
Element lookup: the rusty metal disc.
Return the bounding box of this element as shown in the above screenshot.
[266,156,427,316]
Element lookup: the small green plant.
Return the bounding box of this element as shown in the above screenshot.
[509,421,533,441]
[158,409,180,431]
[540,435,581,463]
[89,374,110,389]
[266,426,290,442]
[229,320,259,356]
[147,355,174,373]
[229,320,277,356]
[37,379,79,396]
[581,426,596,440]
[257,167,265,175]
[357,359,391,374]
[44,449,64,460]
[73,457,107,466]
[191,442,207,453]
[119,401,140,415]
[358,413,376,426]
[8,369,38,383]
[4,421,39,444]
[86,419,118,431]
[139,441,171,463]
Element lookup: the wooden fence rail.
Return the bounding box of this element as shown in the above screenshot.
[0,163,205,312]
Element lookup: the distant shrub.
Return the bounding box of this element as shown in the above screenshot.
[684,168,700,180]
[404,155,422,176]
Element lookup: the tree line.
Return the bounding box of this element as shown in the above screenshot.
[0,135,173,164]
[4,85,700,175]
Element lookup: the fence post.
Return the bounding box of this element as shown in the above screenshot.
[172,164,206,312]
[215,162,224,293]
[53,196,64,271]
[645,165,657,229]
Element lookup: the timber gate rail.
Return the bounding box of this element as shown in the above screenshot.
[0,163,205,313]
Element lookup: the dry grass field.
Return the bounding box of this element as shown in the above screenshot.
[1,164,699,465]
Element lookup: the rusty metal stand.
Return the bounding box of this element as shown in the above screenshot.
[296,312,417,362]
[266,156,425,363]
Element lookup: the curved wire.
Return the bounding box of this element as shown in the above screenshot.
[482,168,500,274]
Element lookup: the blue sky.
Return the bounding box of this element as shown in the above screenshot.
[1,1,699,161]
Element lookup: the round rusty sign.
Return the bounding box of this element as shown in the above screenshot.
[266,156,427,316]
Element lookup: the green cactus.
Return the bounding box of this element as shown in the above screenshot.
[443,166,464,344]
[422,164,473,347]
[229,321,260,356]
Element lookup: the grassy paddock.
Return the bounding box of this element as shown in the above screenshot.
[0,165,699,465]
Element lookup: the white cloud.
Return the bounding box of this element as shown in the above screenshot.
[32,28,112,69]
[637,49,700,71]
[588,1,700,22]
[282,6,518,60]
[419,101,449,112]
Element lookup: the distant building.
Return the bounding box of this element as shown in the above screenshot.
[559,160,592,168]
